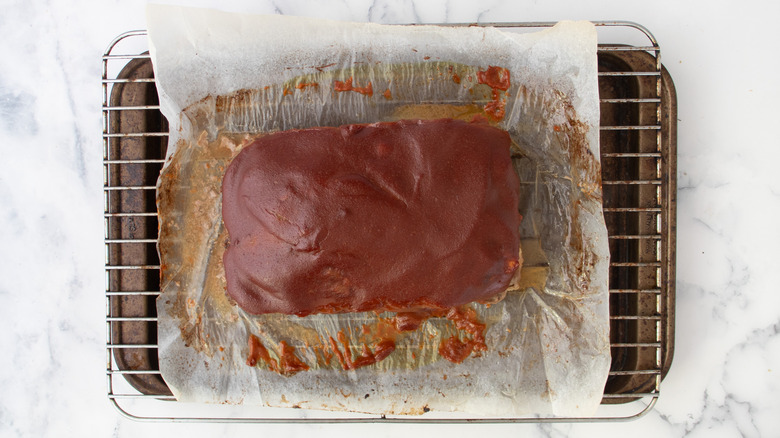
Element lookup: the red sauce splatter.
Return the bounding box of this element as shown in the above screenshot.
[383,89,392,100]
[438,337,477,363]
[246,334,309,375]
[446,306,486,350]
[337,330,354,369]
[476,66,511,121]
[319,306,482,370]
[477,66,510,90]
[325,331,396,370]
[334,77,373,96]
[438,306,488,363]
[484,89,507,121]
[278,340,309,374]
[295,82,319,90]
[334,305,488,369]
[247,334,272,367]
[282,87,293,96]
[393,311,430,332]
[249,305,489,373]
[351,340,397,368]
[328,335,348,369]
[553,125,562,132]
[313,62,337,72]
[448,66,461,84]
[423,56,431,60]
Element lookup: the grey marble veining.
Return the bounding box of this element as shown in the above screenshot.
[1,0,778,437]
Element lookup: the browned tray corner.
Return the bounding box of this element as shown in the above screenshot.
[106,50,677,403]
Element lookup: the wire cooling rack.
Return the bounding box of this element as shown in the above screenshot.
[103,21,676,422]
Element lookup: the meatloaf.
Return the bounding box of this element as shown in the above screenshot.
[221,118,521,316]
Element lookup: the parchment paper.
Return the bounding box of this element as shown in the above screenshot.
[148,4,610,417]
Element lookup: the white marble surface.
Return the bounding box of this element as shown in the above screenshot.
[1,0,778,436]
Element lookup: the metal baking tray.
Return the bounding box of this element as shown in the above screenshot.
[103,21,676,422]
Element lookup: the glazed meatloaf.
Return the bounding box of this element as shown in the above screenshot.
[221,118,521,316]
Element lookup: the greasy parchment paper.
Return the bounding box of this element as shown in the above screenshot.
[148,5,610,417]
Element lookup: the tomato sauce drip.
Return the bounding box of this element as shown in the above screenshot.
[477,66,511,121]
[295,82,319,90]
[246,334,309,375]
[248,304,489,374]
[438,306,487,363]
[246,334,271,367]
[326,306,488,370]
[334,77,374,96]
[327,332,396,370]
[482,89,505,121]
[447,307,487,349]
[327,335,349,369]
[278,341,310,374]
[448,65,461,84]
[438,337,477,364]
[477,66,510,90]
[351,340,397,369]
[392,311,431,332]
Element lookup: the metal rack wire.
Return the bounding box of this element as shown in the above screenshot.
[103,21,676,422]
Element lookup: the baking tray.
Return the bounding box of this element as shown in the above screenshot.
[103,22,676,422]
